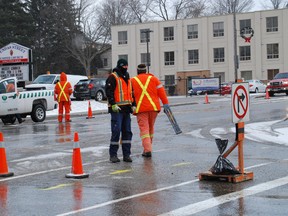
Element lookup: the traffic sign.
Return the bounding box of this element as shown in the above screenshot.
[231,83,250,123]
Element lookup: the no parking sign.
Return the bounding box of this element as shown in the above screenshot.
[231,83,250,123]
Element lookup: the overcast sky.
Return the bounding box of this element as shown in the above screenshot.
[253,0,288,11]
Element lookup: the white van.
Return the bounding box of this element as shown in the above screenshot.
[25,74,88,98]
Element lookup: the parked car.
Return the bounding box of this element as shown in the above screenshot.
[188,88,215,96]
[266,72,288,97]
[214,82,232,95]
[188,88,202,96]
[73,78,107,101]
[246,79,267,93]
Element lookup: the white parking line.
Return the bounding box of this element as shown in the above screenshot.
[158,175,288,216]
[56,180,199,216]
[55,162,283,216]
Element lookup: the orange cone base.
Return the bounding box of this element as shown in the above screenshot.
[0,172,14,178]
[65,173,89,179]
[86,116,95,119]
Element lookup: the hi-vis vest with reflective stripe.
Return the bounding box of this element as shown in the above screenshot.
[111,72,133,106]
[132,74,165,113]
[56,81,70,102]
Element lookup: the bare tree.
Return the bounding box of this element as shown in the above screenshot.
[210,0,254,15]
[270,0,283,8]
[174,0,207,19]
[125,0,152,23]
[96,0,137,38]
[149,0,207,20]
[67,0,110,77]
[261,0,287,9]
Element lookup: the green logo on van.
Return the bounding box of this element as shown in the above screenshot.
[2,95,7,101]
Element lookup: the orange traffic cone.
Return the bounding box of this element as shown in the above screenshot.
[265,89,270,99]
[86,101,95,119]
[0,132,14,177]
[204,93,210,104]
[66,132,89,179]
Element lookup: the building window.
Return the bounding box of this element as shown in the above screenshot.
[213,48,225,62]
[266,17,278,32]
[164,27,174,41]
[141,53,151,66]
[267,69,279,80]
[103,58,108,67]
[118,31,127,45]
[241,71,252,80]
[164,51,175,65]
[214,72,225,82]
[267,43,279,59]
[213,22,224,37]
[140,29,150,43]
[118,55,128,62]
[240,19,251,34]
[165,75,175,86]
[187,24,198,39]
[239,46,251,61]
[188,50,199,64]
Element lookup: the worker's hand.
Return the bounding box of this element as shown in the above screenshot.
[112,104,121,112]
[131,106,136,113]
[163,104,170,110]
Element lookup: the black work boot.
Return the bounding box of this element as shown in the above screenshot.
[110,156,120,163]
[142,152,152,157]
[123,156,132,162]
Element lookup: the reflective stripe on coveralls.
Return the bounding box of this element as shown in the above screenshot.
[133,76,157,113]
[57,81,69,102]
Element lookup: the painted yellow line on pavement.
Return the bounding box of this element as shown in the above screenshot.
[40,183,73,191]
[110,169,132,175]
[172,162,192,167]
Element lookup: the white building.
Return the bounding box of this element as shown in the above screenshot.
[111,8,288,94]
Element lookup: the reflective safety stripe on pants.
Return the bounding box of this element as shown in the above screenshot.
[58,101,71,122]
[109,112,132,157]
[136,111,158,153]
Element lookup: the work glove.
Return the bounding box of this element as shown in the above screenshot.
[163,104,170,110]
[131,106,136,113]
[112,104,121,112]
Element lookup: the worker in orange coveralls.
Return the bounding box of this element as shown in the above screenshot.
[131,64,169,158]
[54,72,73,123]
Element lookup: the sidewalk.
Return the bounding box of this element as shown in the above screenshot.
[47,94,263,117]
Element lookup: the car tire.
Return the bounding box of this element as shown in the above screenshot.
[31,104,46,122]
[95,91,104,101]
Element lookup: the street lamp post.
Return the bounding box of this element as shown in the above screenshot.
[233,2,238,81]
[143,30,153,72]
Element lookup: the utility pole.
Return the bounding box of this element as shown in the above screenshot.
[233,0,238,81]
[143,30,153,72]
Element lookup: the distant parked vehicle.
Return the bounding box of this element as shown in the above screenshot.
[188,88,202,96]
[214,82,232,95]
[73,78,106,101]
[25,74,88,99]
[266,72,288,97]
[247,79,267,93]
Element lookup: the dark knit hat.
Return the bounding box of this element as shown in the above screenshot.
[117,59,128,67]
[137,64,147,74]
